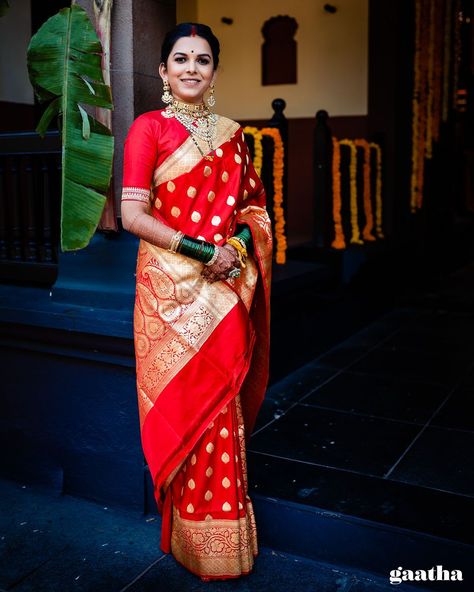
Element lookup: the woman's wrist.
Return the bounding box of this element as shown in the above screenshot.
[233,224,253,252]
[168,230,185,253]
[168,232,216,264]
[225,236,247,268]
[204,245,220,266]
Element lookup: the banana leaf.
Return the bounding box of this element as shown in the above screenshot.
[27,4,114,251]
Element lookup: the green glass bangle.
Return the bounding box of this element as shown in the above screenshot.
[234,224,253,252]
[177,235,215,264]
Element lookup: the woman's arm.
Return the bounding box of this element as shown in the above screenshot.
[121,114,239,281]
[121,114,178,250]
[121,199,175,249]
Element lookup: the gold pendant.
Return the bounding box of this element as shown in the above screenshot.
[204,155,214,161]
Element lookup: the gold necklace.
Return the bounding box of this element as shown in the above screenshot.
[163,98,217,161]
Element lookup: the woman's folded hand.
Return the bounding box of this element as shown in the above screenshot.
[201,243,240,283]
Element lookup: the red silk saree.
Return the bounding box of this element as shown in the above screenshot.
[121,109,273,580]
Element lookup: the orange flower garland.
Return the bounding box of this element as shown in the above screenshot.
[369,142,384,239]
[432,0,444,142]
[441,0,452,123]
[411,0,424,212]
[354,138,376,241]
[452,0,462,112]
[331,136,346,249]
[261,127,287,264]
[411,0,447,211]
[339,139,363,245]
[425,0,435,159]
[242,126,263,176]
[331,138,383,248]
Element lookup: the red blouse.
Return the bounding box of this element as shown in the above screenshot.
[121,109,266,247]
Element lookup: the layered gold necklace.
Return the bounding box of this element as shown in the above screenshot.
[163,98,217,161]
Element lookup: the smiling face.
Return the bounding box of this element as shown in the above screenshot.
[159,35,216,104]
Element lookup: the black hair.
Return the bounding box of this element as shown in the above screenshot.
[160,22,220,70]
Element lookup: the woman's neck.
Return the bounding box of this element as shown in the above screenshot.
[170,97,208,114]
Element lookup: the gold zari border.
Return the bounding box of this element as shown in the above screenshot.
[170,500,258,578]
[153,115,240,187]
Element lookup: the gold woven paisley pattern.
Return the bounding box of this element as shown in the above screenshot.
[134,242,240,429]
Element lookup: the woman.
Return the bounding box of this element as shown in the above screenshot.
[120,22,273,581]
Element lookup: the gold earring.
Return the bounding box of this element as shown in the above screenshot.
[162,79,173,104]
[207,83,216,108]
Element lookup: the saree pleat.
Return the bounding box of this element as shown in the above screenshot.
[122,108,272,580]
[169,392,258,579]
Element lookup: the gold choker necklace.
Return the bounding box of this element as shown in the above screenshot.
[169,98,209,117]
[163,97,217,161]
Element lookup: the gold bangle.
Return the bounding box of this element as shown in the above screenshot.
[226,237,247,268]
[168,230,184,253]
[231,235,246,250]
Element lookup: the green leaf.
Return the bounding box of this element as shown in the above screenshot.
[77,104,91,140]
[36,96,61,137]
[61,178,107,251]
[79,75,96,96]
[27,4,114,251]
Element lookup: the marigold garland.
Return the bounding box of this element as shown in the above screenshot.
[354,139,376,241]
[242,126,263,176]
[411,0,448,212]
[441,0,452,123]
[331,137,346,249]
[331,138,383,248]
[411,0,430,210]
[243,125,287,264]
[410,36,420,211]
[432,0,444,142]
[369,142,384,239]
[411,0,424,212]
[452,0,462,112]
[425,0,436,159]
[339,139,363,245]
[261,127,287,264]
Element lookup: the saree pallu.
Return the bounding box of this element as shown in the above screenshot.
[123,110,273,580]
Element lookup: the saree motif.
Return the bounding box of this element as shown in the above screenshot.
[122,108,272,580]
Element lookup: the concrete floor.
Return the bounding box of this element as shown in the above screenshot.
[0,477,423,592]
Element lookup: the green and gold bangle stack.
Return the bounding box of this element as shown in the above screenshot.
[168,224,252,266]
[226,224,253,269]
[169,231,216,264]
[234,224,253,252]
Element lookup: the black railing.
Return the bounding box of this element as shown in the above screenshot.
[0,131,61,284]
[313,110,333,248]
[243,98,288,242]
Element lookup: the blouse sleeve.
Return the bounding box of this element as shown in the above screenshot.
[121,114,158,204]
